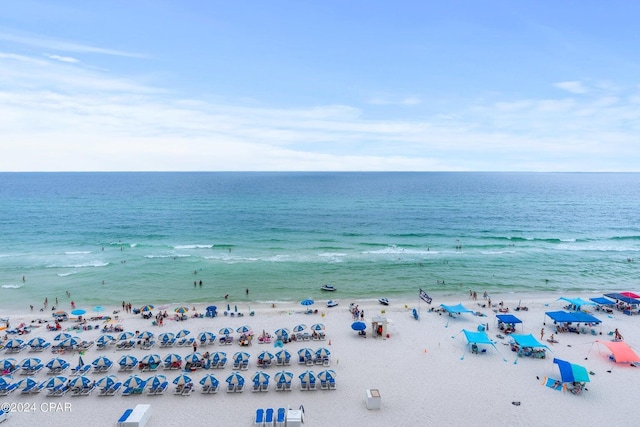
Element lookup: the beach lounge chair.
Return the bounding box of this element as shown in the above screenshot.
[275,382,284,391]
[254,408,265,426]
[71,365,91,376]
[285,382,292,391]
[173,384,184,395]
[121,386,134,396]
[300,381,309,391]
[235,383,244,393]
[260,383,269,392]
[21,364,44,375]
[0,384,18,396]
[265,408,274,425]
[276,408,286,427]
[106,382,121,396]
[329,379,336,390]
[252,381,261,392]
[30,343,51,352]
[155,381,168,395]
[200,385,210,394]
[308,381,317,391]
[181,383,193,395]
[208,384,219,394]
[226,384,235,393]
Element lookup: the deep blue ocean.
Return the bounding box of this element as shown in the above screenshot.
[1,172,639,311]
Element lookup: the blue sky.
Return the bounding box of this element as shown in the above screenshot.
[1,1,639,171]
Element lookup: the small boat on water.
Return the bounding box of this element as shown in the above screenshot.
[378,298,389,306]
[326,300,339,308]
[321,285,337,292]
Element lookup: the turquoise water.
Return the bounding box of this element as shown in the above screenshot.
[1,172,639,310]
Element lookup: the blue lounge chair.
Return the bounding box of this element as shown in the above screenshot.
[265,408,274,425]
[276,408,286,427]
[106,382,121,396]
[254,408,265,426]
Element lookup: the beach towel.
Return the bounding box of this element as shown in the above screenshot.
[542,376,565,391]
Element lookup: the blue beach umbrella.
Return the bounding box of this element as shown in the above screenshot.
[252,371,270,385]
[297,348,313,361]
[301,299,314,307]
[351,321,366,331]
[198,331,216,343]
[293,324,307,333]
[315,347,331,358]
[93,306,105,313]
[158,332,175,343]
[27,337,47,347]
[59,337,80,348]
[310,323,326,331]
[211,352,226,365]
[176,329,191,338]
[4,338,24,349]
[218,327,234,336]
[257,351,275,363]
[233,352,250,364]
[274,328,290,341]
[140,354,161,366]
[71,309,86,316]
[0,358,17,371]
[92,356,113,368]
[225,372,245,386]
[123,375,145,388]
[163,354,182,364]
[137,331,154,340]
[318,369,336,382]
[46,357,69,370]
[147,374,167,389]
[0,376,11,387]
[298,370,316,384]
[118,355,138,367]
[117,332,134,341]
[44,376,68,389]
[199,374,219,388]
[96,335,115,346]
[184,353,203,364]
[236,325,252,334]
[19,357,42,369]
[274,370,293,384]
[96,375,118,389]
[173,373,192,386]
[69,375,92,389]
[15,377,37,391]
[54,333,72,341]
[275,349,291,362]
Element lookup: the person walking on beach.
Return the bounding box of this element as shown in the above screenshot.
[540,328,544,340]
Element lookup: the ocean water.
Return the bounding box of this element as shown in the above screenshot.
[0,172,639,311]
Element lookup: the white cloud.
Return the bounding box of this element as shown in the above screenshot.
[554,80,589,94]
[45,54,80,63]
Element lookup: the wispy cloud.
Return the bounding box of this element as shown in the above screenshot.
[554,80,589,94]
[45,54,80,63]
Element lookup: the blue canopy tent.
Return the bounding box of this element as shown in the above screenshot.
[545,311,601,329]
[510,334,550,364]
[589,297,615,306]
[604,293,640,305]
[557,297,596,311]
[458,330,503,361]
[440,303,476,328]
[553,358,590,383]
[496,314,522,333]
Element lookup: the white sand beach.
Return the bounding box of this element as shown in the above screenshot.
[1,293,639,427]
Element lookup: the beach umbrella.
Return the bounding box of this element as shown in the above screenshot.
[174,306,189,314]
[198,331,215,343]
[620,291,640,299]
[0,358,17,371]
[44,376,68,389]
[173,373,192,386]
[71,309,86,316]
[317,369,336,382]
[225,372,245,386]
[233,352,250,364]
[310,323,326,331]
[236,325,252,334]
[298,370,316,384]
[96,335,115,346]
[140,304,154,312]
[69,375,92,389]
[184,353,203,364]
[4,338,24,349]
[297,348,314,361]
[274,370,293,384]
[275,349,291,361]
[118,355,138,367]
[176,329,191,338]
[117,332,134,341]
[147,374,167,389]
[158,332,175,343]
[123,375,145,388]
[274,328,290,340]
[293,324,307,333]
[351,321,367,331]
[137,331,154,340]
[15,377,37,391]
[301,299,314,307]
[27,337,47,347]
[315,347,331,358]
[211,352,226,365]
[91,356,113,368]
[19,357,42,369]
[96,375,118,389]
[46,357,69,370]
[54,333,72,341]
[218,327,234,336]
[93,306,105,313]
[252,371,270,385]
[553,358,591,383]
[140,354,161,366]
[59,337,80,348]
[163,353,182,364]
[257,351,275,363]
[199,373,219,388]
[0,376,11,387]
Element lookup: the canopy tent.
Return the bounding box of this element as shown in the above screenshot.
[620,291,640,299]
[558,297,596,310]
[545,311,601,325]
[510,334,550,364]
[553,358,590,383]
[496,314,522,333]
[604,293,640,305]
[458,329,502,361]
[595,340,640,364]
[589,297,615,306]
[440,303,475,317]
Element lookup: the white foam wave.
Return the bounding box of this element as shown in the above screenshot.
[318,252,347,258]
[174,244,213,250]
[144,254,191,259]
[1,284,22,289]
[363,246,432,255]
[480,250,516,255]
[57,271,78,277]
[46,261,109,268]
[64,251,91,255]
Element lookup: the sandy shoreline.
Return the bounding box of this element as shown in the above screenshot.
[1,292,638,426]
